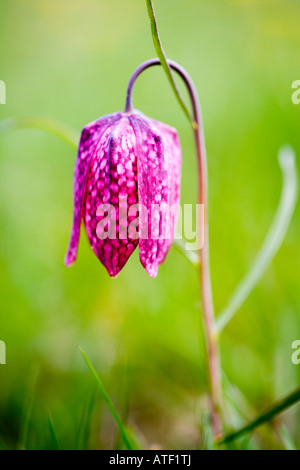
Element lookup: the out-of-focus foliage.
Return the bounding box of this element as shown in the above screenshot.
[0,0,299,449]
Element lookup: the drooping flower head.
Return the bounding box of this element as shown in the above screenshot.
[65,110,181,277]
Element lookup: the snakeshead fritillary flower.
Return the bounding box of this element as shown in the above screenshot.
[65,111,181,277]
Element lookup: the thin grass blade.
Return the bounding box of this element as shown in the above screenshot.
[218,387,300,446]
[48,409,60,450]
[79,347,132,450]
[217,146,298,332]
[75,387,96,450]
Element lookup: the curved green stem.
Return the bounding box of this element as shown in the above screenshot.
[145,0,195,127]
[216,146,298,333]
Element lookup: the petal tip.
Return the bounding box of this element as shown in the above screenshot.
[141,260,159,278]
[64,250,76,267]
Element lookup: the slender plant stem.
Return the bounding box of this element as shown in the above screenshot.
[125,59,223,437]
[216,146,298,332]
[218,387,300,446]
[145,0,195,125]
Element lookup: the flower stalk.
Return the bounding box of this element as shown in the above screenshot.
[125,59,223,437]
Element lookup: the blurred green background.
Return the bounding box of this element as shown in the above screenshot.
[0,0,299,450]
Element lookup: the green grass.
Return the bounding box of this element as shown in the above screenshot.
[0,0,300,450]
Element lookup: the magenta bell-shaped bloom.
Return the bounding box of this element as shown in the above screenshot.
[65,111,181,277]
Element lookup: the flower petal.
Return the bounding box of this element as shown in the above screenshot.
[64,114,120,266]
[131,114,181,277]
[83,117,139,277]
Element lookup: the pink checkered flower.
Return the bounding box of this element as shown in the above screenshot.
[65,111,181,277]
